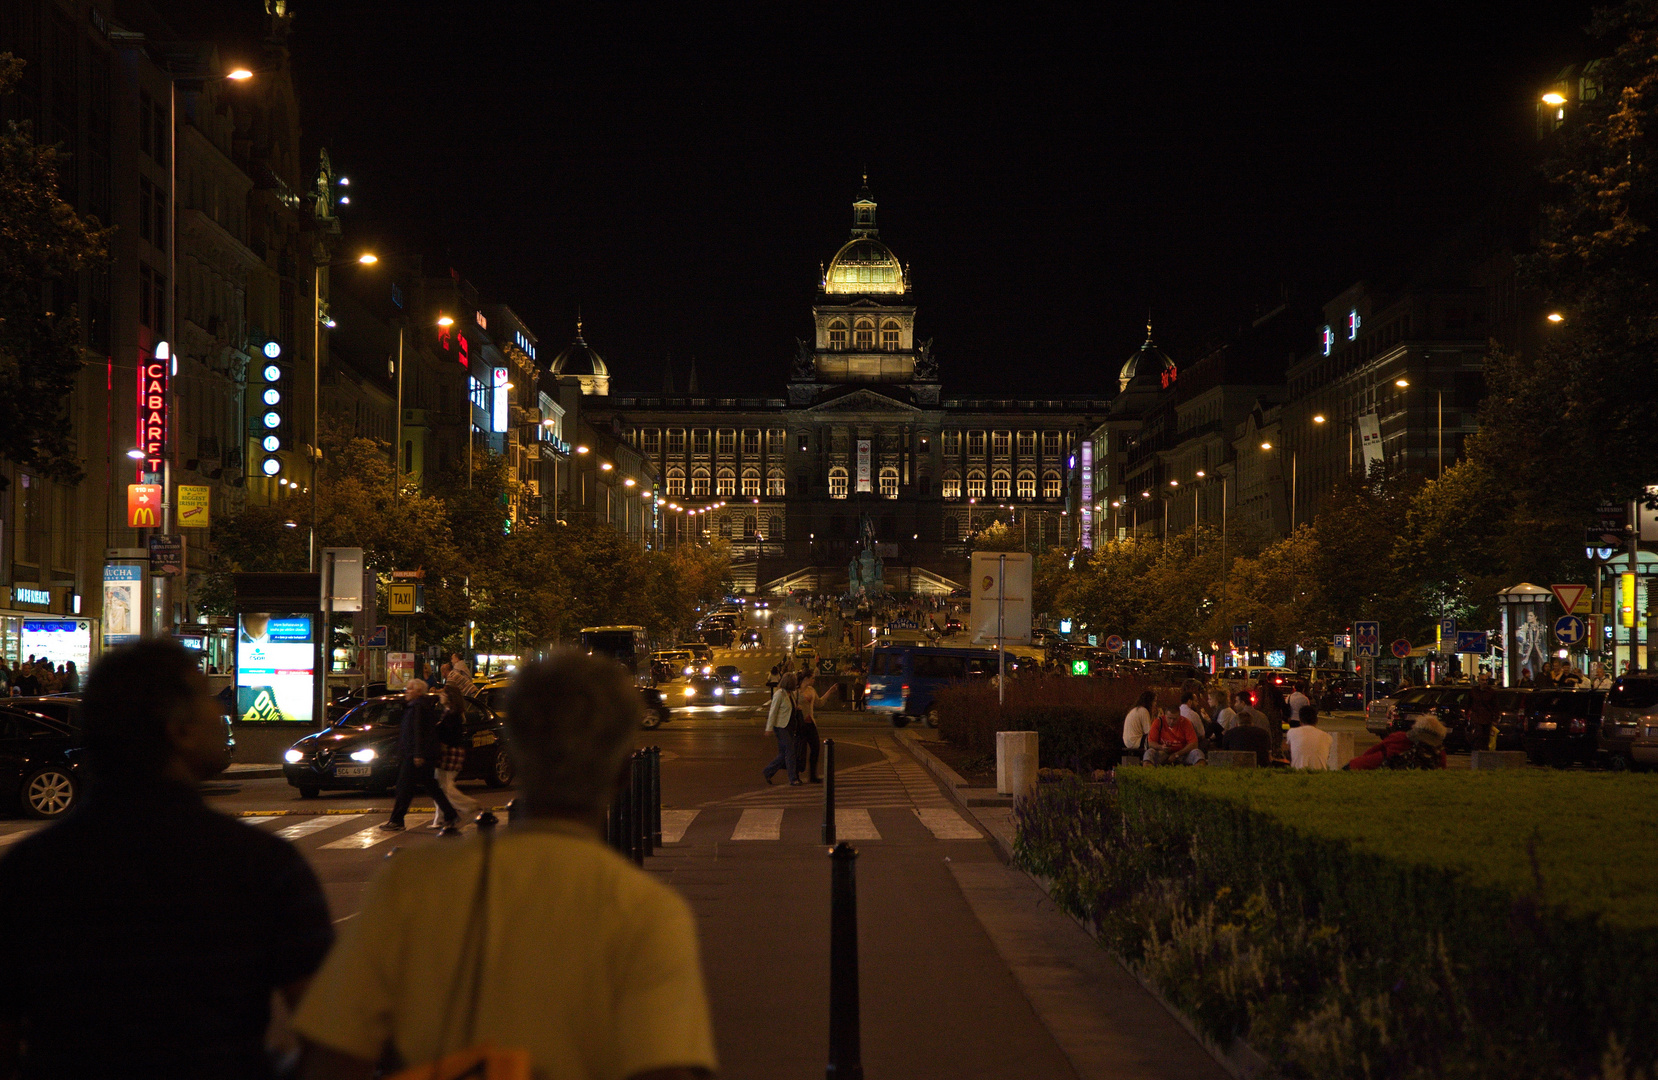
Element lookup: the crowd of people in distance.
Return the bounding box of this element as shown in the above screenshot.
[0,656,79,697]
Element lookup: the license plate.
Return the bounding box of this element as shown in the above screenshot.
[334,765,370,777]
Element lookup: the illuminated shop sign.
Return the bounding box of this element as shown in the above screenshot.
[514,331,536,360]
[14,586,50,606]
[491,367,510,433]
[136,341,170,478]
[1080,441,1094,550]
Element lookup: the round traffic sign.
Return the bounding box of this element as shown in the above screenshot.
[1554,614,1586,647]
[1390,638,1412,658]
[1104,634,1125,654]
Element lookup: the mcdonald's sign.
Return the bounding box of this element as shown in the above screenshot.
[127,484,162,528]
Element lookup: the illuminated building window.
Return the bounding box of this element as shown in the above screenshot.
[766,469,786,496]
[667,429,685,455]
[741,468,760,497]
[967,470,986,498]
[743,514,757,538]
[828,321,847,350]
[943,430,961,456]
[716,468,735,496]
[1016,431,1035,456]
[992,431,1011,456]
[854,320,874,350]
[1042,471,1061,499]
[941,472,962,499]
[717,429,735,455]
[691,467,710,496]
[829,467,849,499]
[768,514,783,540]
[967,431,986,456]
[691,429,710,455]
[1017,471,1036,499]
[768,428,788,452]
[741,429,760,455]
[666,467,685,496]
[992,470,1011,498]
[642,429,661,454]
[1041,431,1061,457]
[718,517,732,539]
[881,321,900,351]
[879,467,899,498]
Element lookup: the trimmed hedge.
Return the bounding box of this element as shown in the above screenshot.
[934,676,1183,769]
[1014,769,1658,1079]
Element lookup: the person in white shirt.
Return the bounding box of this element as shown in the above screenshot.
[1589,662,1613,691]
[1123,690,1157,754]
[1210,688,1238,731]
[762,672,801,785]
[1286,706,1333,769]
[1286,684,1311,726]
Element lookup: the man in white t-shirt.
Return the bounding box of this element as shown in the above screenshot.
[1286,706,1333,769]
[293,651,717,1080]
[1287,683,1311,726]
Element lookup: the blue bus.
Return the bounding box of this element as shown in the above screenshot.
[865,644,1022,727]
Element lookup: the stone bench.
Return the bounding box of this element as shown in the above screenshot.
[1470,750,1529,770]
[1206,750,1259,768]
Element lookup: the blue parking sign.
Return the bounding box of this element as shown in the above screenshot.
[1440,617,1457,641]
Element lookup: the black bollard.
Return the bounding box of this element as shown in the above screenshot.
[826,841,862,1080]
[476,808,500,831]
[650,746,663,848]
[635,750,651,860]
[821,738,836,845]
[623,752,639,864]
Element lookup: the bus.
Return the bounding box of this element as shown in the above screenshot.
[865,644,1023,727]
[581,625,672,728]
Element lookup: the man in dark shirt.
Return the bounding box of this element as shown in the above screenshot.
[1222,691,1275,766]
[380,679,459,834]
[0,639,334,1080]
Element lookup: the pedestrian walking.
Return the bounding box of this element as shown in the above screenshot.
[763,672,801,785]
[1286,682,1311,727]
[429,685,481,829]
[293,650,718,1080]
[380,679,461,835]
[794,672,836,783]
[1286,706,1333,769]
[447,652,478,698]
[0,639,334,1078]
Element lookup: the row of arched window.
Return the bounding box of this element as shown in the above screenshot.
[939,469,1062,500]
[826,466,900,499]
[826,318,901,352]
[715,514,785,540]
[664,466,787,498]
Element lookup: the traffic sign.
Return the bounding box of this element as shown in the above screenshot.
[1232,624,1249,649]
[1439,617,1457,642]
[364,625,388,648]
[1551,584,1589,614]
[1455,630,1489,655]
[1390,638,1413,658]
[1104,634,1125,654]
[1554,614,1587,647]
[1354,621,1380,658]
[387,583,423,614]
[1071,659,1090,676]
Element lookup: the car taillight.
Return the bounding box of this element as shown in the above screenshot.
[902,683,910,698]
[1570,718,1587,735]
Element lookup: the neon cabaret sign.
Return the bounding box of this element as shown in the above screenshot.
[438,323,470,368]
[136,342,170,479]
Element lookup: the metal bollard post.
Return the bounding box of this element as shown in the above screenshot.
[635,751,652,859]
[476,807,499,831]
[826,841,862,1080]
[821,738,836,845]
[650,746,663,848]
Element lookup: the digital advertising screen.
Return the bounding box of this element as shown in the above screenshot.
[21,619,92,672]
[236,612,315,724]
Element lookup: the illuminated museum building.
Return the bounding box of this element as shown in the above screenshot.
[563,186,1111,593]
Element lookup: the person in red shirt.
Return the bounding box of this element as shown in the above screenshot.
[1347,716,1447,770]
[1145,707,1206,765]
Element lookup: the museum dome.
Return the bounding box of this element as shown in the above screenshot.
[549,318,609,379]
[822,179,908,295]
[1119,320,1177,393]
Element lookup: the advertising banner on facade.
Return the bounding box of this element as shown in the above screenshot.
[1080,441,1094,549]
[177,484,210,528]
[236,613,315,723]
[387,651,415,690]
[1356,413,1383,472]
[969,551,1032,646]
[22,619,92,671]
[102,564,143,645]
[856,439,872,493]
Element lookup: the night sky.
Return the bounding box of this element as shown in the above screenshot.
[272,1,1599,397]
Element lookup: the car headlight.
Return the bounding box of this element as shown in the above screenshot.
[350,748,377,763]
[284,748,304,763]
[713,687,724,696]
[683,666,693,676]
[684,686,696,697]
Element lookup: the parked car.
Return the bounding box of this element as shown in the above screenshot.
[681,642,714,664]
[1030,627,1059,647]
[1221,666,1298,691]
[1370,686,1435,735]
[1321,677,1371,712]
[326,681,389,725]
[1520,689,1607,765]
[281,693,513,798]
[1599,675,1658,767]
[0,703,86,819]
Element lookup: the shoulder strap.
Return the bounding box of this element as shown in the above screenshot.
[437,829,495,1050]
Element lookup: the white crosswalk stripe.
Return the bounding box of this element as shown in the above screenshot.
[731,808,783,840]
[915,807,982,840]
[321,823,407,850]
[274,814,367,840]
[833,808,881,841]
[660,809,699,844]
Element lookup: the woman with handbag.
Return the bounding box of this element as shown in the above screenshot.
[430,685,479,829]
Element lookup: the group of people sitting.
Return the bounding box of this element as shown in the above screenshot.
[1120,682,1447,770]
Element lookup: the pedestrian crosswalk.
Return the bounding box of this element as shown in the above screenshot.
[724,743,954,810]
[654,805,980,843]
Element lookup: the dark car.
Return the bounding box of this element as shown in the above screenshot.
[1321,677,1371,712]
[325,681,388,725]
[282,693,513,798]
[0,704,84,819]
[1520,689,1607,766]
[942,618,964,636]
[1599,676,1658,767]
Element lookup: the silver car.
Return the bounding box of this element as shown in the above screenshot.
[1599,676,1658,766]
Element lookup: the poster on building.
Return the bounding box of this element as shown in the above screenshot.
[387,651,415,690]
[102,564,143,645]
[969,551,1032,646]
[1356,413,1383,473]
[235,613,315,724]
[177,484,210,527]
[22,619,92,672]
[856,439,872,493]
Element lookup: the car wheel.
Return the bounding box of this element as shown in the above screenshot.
[924,708,940,729]
[892,714,911,728]
[485,746,514,788]
[297,786,320,799]
[641,707,665,729]
[21,766,77,819]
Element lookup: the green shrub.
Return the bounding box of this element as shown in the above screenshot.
[1014,770,1658,1079]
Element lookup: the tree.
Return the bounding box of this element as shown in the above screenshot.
[971,520,1023,552]
[0,55,111,490]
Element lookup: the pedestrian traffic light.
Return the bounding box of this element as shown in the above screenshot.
[253,341,290,477]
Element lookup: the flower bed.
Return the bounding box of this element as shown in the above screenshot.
[1014,769,1658,1078]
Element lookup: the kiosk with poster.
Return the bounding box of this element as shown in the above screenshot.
[236,613,315,724]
